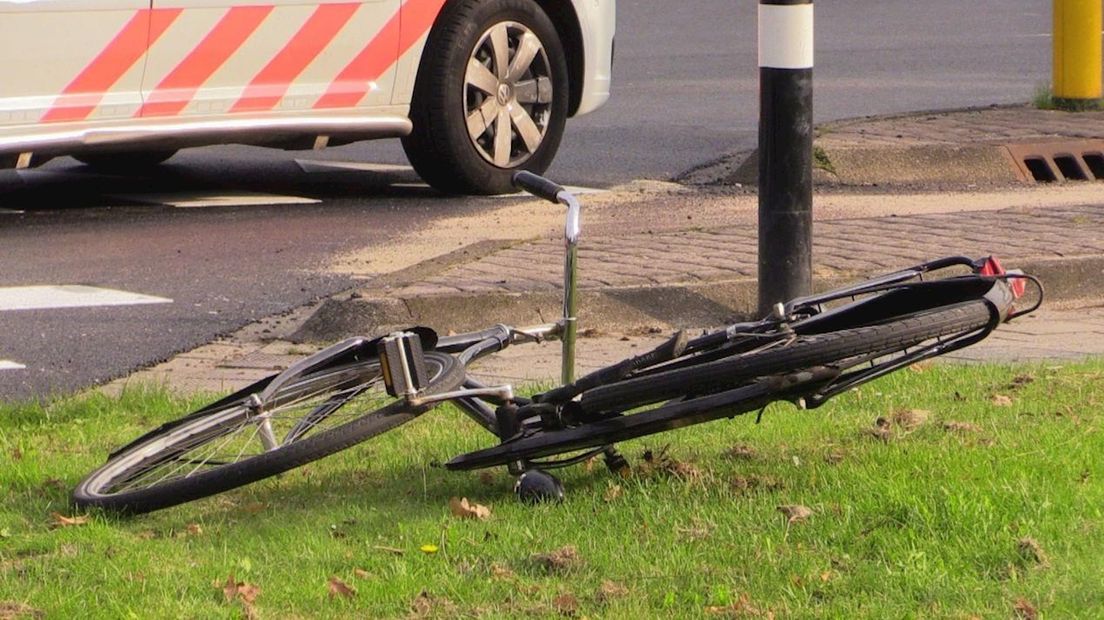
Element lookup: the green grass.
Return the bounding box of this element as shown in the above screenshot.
[2,362,1103,618]
[1033,83,1104,111]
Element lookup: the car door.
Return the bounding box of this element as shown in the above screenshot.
[0,0,164,126]
[139,0,400,118]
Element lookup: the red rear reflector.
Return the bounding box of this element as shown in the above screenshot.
[979,256,1025,298]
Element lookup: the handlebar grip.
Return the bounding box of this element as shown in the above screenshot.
[512,171,564,203]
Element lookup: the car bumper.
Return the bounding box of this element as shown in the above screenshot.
[572,0,615,117]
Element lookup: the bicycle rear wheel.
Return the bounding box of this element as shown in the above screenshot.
[74,352,463,514]
[579,301,992,415]
[448,301,992,469]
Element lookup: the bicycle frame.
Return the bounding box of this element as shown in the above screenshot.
[158,177,1043,470]
[75,170,1048,515]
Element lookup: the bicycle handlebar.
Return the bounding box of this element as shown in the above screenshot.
[512,171,566,203]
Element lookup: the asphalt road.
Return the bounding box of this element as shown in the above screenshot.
[0,0,1053,400]
[352,0,1052,185]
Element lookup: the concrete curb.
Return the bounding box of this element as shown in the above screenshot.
[291,255,1104,343]
[724,144,1024,187]
[698,103,1104,188]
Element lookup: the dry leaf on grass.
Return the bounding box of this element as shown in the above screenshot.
[596,580,630,602]
[327,576,356,599]
[639,447,703,481]
[410,591,458,618]
[726,444,758,460]
[490,562,516,580]
[943,421,982,433]
[420,544,439,554]
[991,394,1014,407]
[48,513,89,528]
[185,523,203,536]
[731,475,783,494]
[603,484,623,502]
[553,593,579,615]
[777,504,813,524]
[1016,537,1050,568]
[892,408,929,431]
[0,602,44,619]
[863,427,893,442]
[220,575,260,605]
[448,497,491,520]
[353,568,371,579]
[1007,374,1035,390]
[1013,598,1039,620]
[824,450,846,465]
[530,545,582,573]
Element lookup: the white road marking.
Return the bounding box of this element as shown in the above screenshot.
[0,208,24,215]
[0,360,25,370]
[390,182,432,189]
[0,285,172,311]
[296,159,414,174]
[117,191,320,208]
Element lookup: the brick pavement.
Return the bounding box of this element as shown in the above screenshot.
[819,104,1104,147]
[103,104,1104,397]
[389,204,1104,299]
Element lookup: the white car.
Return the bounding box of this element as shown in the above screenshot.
[0,0,614,194]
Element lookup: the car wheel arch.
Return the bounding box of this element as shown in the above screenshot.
[417,0,583,117]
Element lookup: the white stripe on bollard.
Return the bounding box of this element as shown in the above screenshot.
[758,4,814,69]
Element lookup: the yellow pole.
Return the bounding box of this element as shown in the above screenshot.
[1053,0,1103,103]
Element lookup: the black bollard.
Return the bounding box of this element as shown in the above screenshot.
[757,0,813,316]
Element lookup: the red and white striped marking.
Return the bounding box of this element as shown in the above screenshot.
[42,9,182,123]
[41,0,449,122]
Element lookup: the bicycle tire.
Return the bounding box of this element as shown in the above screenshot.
[449,302,993,469]
[73,352,463,515]
[580,301,992,415]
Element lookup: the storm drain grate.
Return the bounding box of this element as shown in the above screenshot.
[1004,140,1104,183]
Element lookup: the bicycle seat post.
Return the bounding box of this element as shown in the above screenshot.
[560,190,580,385]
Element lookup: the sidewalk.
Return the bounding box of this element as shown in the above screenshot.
[105,104,1104,396]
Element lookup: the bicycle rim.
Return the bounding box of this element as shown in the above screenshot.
[74,352,463,514]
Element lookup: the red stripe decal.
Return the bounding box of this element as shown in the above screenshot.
[315,0,446,109]
[230,3,361,112]
[139,5,274,118]
[42,9,182,123]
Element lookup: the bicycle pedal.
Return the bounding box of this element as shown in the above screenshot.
[378,331,430,398]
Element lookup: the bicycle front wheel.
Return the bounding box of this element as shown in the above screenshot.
[73,352,463,514]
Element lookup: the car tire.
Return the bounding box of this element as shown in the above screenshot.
[74,150,177,172]
[402,0,568,195]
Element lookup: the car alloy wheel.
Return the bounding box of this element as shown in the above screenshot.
[463,20,554,168]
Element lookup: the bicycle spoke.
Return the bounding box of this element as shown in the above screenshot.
[106,378,386,493]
